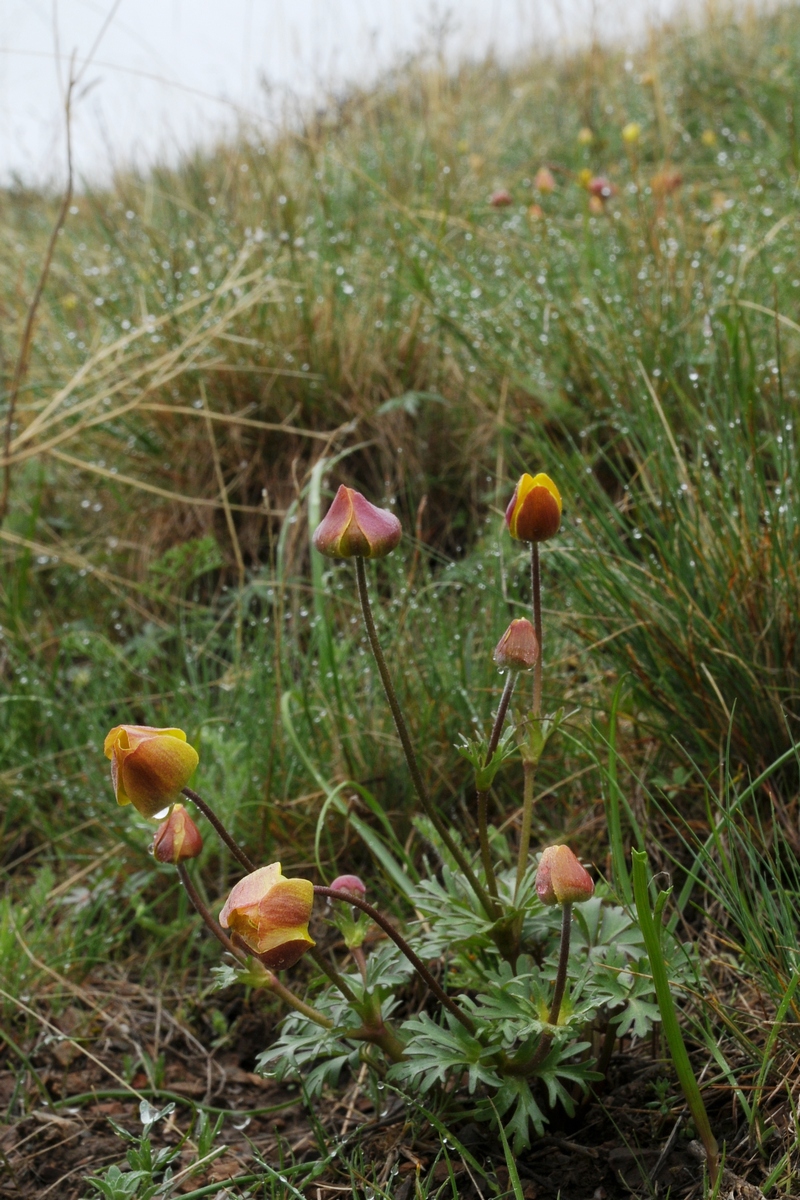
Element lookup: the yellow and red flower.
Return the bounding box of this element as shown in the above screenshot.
[104,725,199,818]
[219,863,315,970]
[505,473,562,543]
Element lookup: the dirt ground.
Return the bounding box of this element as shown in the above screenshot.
[0,971,774,1199]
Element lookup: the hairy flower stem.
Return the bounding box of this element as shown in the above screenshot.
[315,886,476,1035]
[530,543,543,718]
[263,974,334,1028]
[477,670,517,908]
[514,760,537,899]
[182,786,256,874]
[549,902,572,1026]
[176,864,332,1029]
[354,556,494,920]
[177,863,244,960]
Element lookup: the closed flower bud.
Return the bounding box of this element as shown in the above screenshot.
[493,618,539,672]
[330,874,367,899]
[533,167,556,194]
[219,863,315,970]
[312,485,401,560]
[505,472,562,543]
[151,803,203,863]
[536,845,594,905]
[577,127,594,145]
[104,725,199,818]
[490,188,513,207]
[588,195,605,215]
[577,167,593,189]
[622,122,641,144]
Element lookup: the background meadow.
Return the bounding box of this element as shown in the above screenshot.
[1,2,800,1195]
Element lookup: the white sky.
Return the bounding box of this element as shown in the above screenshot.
[0,0,742,185]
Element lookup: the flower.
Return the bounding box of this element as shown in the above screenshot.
[329,874,367,900]
[528,203,545,220]
[489,188,513,207]
[533,167,556,194]
[312,485,402,560]
[622,122,641,144]
[493,619,539,672]
[219,863,315,969]
[577,127,594,145]
[701,129,717,147]
[650,167,683,197]
[104,725,199,818]
[151,803,203,863]
[505,473,562,543]
[588,175,616,200]
[536,845,594,905]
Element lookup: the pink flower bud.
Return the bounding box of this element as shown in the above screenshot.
[312,485,402,560]
[219,863,315,970]
[490,189,513,207]
[329,874,367,900]
[505,472,562,543]
[536,845,594,905]
[103,725,199,818]
[588,176,616,199]
[493,619,539,672]
[151,803,203,863]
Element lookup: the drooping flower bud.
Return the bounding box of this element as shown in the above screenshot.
[219,863,315,970]
[490,188,513,207]
[533,167,556,194]
[329,874,367,900]
[151,803,203,864]
[536,845,594,905]
[104,725,199,818]
[505,472,562,543]
[493,618,539,672]
[312,485,402,560]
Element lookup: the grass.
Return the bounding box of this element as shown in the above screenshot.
[1,2,800,1195]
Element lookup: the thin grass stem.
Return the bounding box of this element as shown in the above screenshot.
[354,555,494,920]
[477,669,517,907]
[515,760,536,898]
